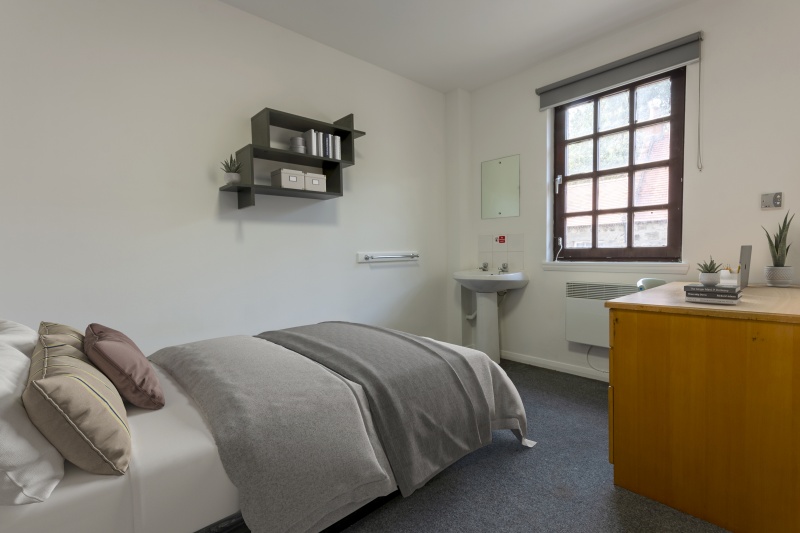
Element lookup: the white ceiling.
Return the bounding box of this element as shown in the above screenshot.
[220,0,695,93]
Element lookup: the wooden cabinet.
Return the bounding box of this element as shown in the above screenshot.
[606,282,800,532]
[220,108,365,209]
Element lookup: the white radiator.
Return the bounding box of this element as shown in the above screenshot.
[565,282,639,348]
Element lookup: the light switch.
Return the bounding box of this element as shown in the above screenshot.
[761,192,783,209]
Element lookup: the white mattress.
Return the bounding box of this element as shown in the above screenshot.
[0,366,239,533]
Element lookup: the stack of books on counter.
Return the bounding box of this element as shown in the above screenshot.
[302,129,342,160]
[683,283,742,305]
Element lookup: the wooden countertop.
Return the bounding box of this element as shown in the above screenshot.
[605,281,800,324]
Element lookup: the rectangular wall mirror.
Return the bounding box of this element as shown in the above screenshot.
[481,154,520,219]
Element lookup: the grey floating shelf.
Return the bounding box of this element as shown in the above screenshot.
[220,108,364,209]
[220,183,342,201]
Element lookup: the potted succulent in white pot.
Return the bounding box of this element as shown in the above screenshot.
[221,154,242,185]
[762,212,794,286]
[697,256,723,286]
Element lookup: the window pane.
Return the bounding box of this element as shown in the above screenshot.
[635,78,671,122]
[566,102,593,139]
[634,167,669,206]
[598,173,628,210]
[598,91,629,131]
[634,210,668,247]
[598,132,628,170]
[565,178,593,213]
[566,139,593,175]
[565,216,592,248]
[634,122,670,164]
[597,213,627,248]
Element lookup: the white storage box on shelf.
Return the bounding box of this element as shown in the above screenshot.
[305,172,326,192]
[271,168,305,190]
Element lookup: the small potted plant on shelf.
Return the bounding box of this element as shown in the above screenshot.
[221,154,242,185]
[697,256,723,286]
[762,211,794,286]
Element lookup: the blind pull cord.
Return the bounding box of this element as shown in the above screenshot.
[697,54,703,171]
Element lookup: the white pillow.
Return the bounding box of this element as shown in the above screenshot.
[0,319,38,356]
[0,320,64,505]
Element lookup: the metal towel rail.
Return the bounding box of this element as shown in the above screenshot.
[357,252,420,263]
[365,253,419,260]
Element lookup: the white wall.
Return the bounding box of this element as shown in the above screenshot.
[462,0,800,380]
[0,0,448,353]
[444,89,475,345]
[5,0,794,377]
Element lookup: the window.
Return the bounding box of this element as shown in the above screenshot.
[553,67,686,261]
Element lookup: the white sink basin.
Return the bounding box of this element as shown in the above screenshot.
[453,269,529,293]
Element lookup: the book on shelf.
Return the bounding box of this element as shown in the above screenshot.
[683,283,741,294]
[685,296,740,305]
[303,129,317,156]
[333,135,341,160]
[322,133,332,158]
[317,132,324,157]
[684,291,742,300]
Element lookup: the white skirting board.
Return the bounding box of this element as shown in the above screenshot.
[501,350,610,383]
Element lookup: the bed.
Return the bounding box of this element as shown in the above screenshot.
[0,320,533,533]
[0,364,239,533]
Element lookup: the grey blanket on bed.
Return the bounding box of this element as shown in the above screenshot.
[151,324,533,533]
[150,335,397,533]
[257,322,492,496]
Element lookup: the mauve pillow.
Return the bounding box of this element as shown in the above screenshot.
[84,323,165,410]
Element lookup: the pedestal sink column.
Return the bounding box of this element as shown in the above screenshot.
[453,269,528,364]
[475,292,500,363]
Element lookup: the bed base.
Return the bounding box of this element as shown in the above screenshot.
[194,491,399,533]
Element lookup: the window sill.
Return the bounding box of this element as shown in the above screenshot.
[541,261,689,274]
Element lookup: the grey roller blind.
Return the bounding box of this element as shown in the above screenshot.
[536,32,701,110]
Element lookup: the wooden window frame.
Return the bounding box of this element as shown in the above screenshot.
[553,67,686,261]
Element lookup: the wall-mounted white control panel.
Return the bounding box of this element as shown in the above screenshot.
[761,192,783,209]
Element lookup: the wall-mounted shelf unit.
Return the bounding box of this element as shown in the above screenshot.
[220,108,365,209]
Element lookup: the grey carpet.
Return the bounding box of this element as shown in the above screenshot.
[342,361,727,533]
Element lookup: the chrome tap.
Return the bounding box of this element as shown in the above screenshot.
[499,263,509,273]
[479,262,489,271]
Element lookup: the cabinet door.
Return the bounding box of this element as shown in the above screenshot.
[607,385,614,464]
[611,308,800,531]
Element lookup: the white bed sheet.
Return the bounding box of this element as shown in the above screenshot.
[0,366,239,533]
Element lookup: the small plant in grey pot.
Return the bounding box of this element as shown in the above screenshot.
[221,154,242,185]
[697,256,722,286]
[763,212,794,286]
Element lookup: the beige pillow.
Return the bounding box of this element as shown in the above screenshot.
[22,322,131,475]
